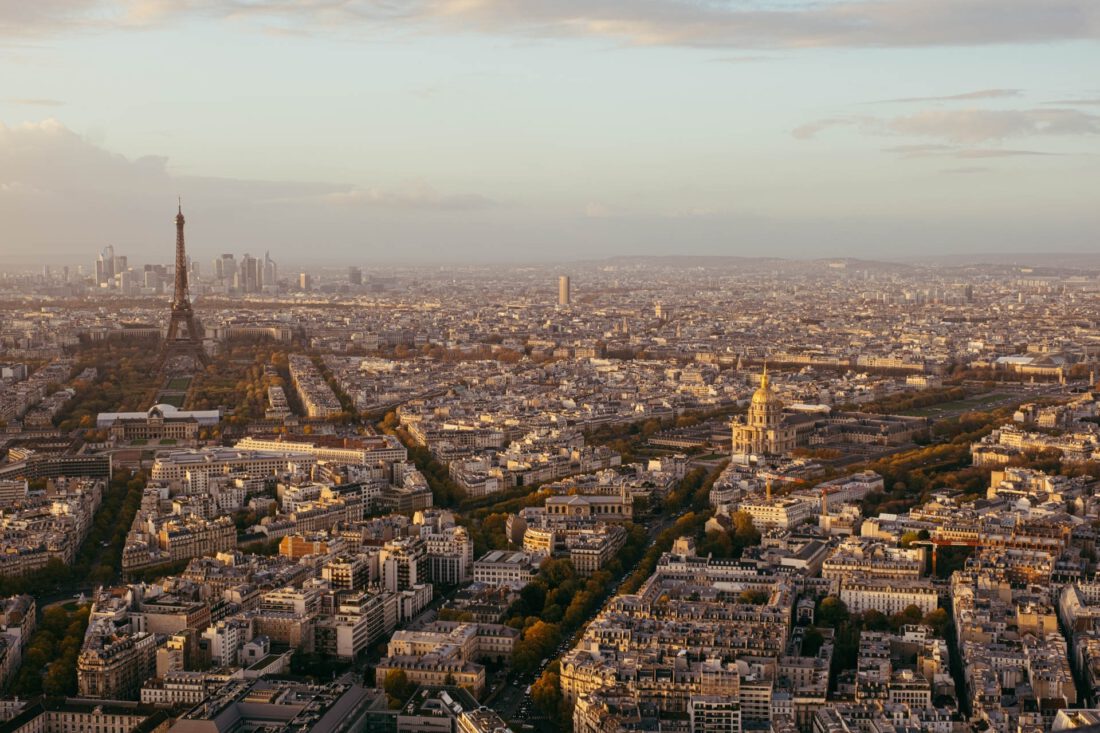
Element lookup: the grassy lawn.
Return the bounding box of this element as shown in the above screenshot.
[160,394,186,408]
[166,377,192,391]
[902,393,1012,417]
[159,438,178,445]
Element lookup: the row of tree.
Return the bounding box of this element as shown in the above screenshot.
[856,406,1018,516]
[56,341,161,430]
[843,386,968,415]
[507,528,646,677]
[531,462,739,723]
[11,603,91,697]
[814,595,951,681]
[0,470,147,597]
[379,412,468,507]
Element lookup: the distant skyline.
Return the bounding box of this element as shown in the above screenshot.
[1,1,1098,267]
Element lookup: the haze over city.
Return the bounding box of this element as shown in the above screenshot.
[2,0,1099,267]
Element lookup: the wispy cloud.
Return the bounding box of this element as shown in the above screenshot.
[6,97,65,106]
[1044,98,1100,106]
[2,0,1099,48]
[710,55,774,64]
[881,144,955,156]
[792,117,856,140]
[883,144,1055,159]
[798,107,1100,144]
[954,148,1054,158]
[871,89,1021,104]
[941,166,991,174]
[887,108,1100,142]
[322,184,497,211]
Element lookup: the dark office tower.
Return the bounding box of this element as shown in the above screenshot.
[299,272,311,292]
[103,245,115,275]
[95,245,115,287]
[348,266,363,286]
[965,284,974,303]
[239,254,251,292]
[263,252,277,290]
[240,253,259,293]
[220,254,237,285]
[162,202,207,366]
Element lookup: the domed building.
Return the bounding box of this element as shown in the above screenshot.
[731,365,797,458]
[96,403,221,445]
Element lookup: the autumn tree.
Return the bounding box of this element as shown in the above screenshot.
[383,669,415,708]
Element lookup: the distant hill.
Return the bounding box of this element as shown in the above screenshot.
[895,251,1100,269]
[576,254,912,272]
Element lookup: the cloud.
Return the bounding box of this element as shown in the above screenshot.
[0,119,489,209]
[881,144,955,156]
[941,166,991,174]
[798,107,1100,144]
[2,0,1099,48]
[1,118,1096,266]
[0,118,497,263]
[710,55,774,64]
[872,89,1022,104]
[792,117,856,140]
[321,184,496,211]
[954,148,1054,158]
[886,108,1100,142]
[0,118,173,196]
[7,98,65,106]
[883,144,1059,162]
[1044,98,1100,106]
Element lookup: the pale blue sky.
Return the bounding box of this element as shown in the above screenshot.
[1,1,1098,266]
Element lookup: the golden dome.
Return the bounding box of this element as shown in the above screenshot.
[751,364,778,406]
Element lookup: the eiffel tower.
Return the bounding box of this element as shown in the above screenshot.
[161,201,208,368]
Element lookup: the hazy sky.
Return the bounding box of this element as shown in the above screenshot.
[1,1,1099,268]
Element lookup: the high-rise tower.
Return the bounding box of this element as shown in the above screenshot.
[558,275,571,306]
[162,202,207,366]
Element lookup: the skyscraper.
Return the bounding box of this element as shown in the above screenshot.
[263,252,277,291]
[239,253,259,293]
[219,254,237,286]
[299,272,311,291]
[348,266,363,286]
[95,245,116,287]
[558,275,571,306]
